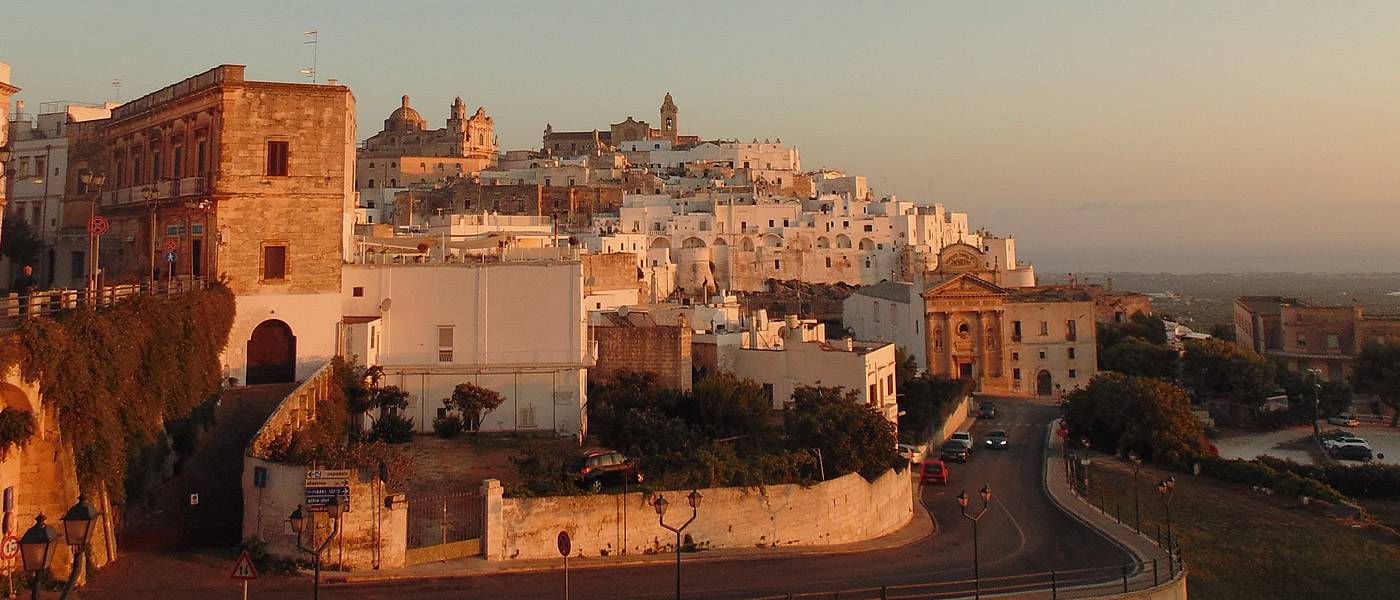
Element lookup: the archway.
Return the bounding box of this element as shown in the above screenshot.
[650,237,671,250]
[858,238,875,251]
[0,383,34,413]
[1036,370,1053,396]
[681,237,706,249]
[835,234,852,249]
[740,237,756,251]
[816,236,830,249]
[247,320,297,384]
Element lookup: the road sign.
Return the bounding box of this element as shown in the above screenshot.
[166,251,177,263]
[0,534,18,560]
[305,469,353,512]
[557,531,571,556]
[87,216,110,236]
[163,239,178,252]
[189,493,200,506]
[230,550,259,580]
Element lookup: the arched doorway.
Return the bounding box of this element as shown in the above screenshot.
[247,320,296,384]
[1036,370,1053,396]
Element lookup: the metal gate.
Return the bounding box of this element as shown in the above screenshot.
[406,492,484,550]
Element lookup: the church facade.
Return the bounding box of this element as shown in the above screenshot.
[356,95,496,189]
[542,92,698,156]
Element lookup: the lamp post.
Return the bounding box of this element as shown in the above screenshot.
[1307,368,1323,440]
[0,146,12,266]
[958,484,993,600]
[289,497,343,600]
[143,186,157,286]
[1129,453,1142,534]
[58,495,101,600]
[77,170,107,297]
[18,514,60,600]
[1157,476,1176,553]
[654,490,702,600]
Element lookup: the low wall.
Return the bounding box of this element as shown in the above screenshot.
[489,466,912,560]
[936,391,975,443]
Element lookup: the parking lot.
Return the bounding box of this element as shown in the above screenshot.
[1215,422,1400,465]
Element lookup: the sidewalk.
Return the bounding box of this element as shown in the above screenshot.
[1042,419,1169,566]
[326,485,936,585]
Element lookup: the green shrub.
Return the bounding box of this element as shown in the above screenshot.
[369,413,414,444]
[1198,456,1346,503]
[432,413,465,439]
[1258,456,1400,501]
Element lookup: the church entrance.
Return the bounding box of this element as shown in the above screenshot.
[959,362,974,379]
[247,319,296,384]
[1036,370,1053,396]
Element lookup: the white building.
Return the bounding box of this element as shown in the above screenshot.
[843,281,925,370]
[341,258,592,436]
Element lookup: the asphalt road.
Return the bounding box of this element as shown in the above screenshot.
[284,397,1131,599]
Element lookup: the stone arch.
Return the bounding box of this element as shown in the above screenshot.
[1037,370,1053,396]
[835,234,852,249]
[247,319,297,385]
[712,237,727,246]
[740,237,756,251]
[650,237,671,250]
[761,234,783,247]
[858,238,875,251]
[681,237,706,249]
[0,383,33,413]
[816,236,830,249]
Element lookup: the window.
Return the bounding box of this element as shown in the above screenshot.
[196,139,208,173]
[774,259,781,269]
[1068,347,1077,359]
[70,251,85,276]
[1039,350,1047,359]
[370,326,377,349]
[173,146,184,178]
[783,219,790,227]
[1012,352,1019,361]
[1040,321,1049,336]
[519,405,537,428]
[352,286,364,297]
[437,326,455,362]
[1327,334,1339,349]
[1012,321,1022,340]
[261,244,287,280]
[34,156,46,178]
[1069,369,1078,379]
[1296,335,1307,349]
[768,219,775,227]
[266,141,289,176]
[1013,368,1022,380]
[1066,319,1078,340]
[864,224,873,232]
[825,257,832,268]
[869,384,878,403]
[886,374,894,395]
[873,302,881,322]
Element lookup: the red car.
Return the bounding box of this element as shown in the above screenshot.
[920,460,949,485]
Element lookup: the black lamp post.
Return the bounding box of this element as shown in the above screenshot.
[1157,476,1176,552]
[1129,453,1142,534]
[654,490,702,600]
[290,496,343,600]
[18,514,60,600]
[1308,368,1323,440]
[77,170,107,296]
[143,186,158,286]
[57,495,101,600]
[958,484,993,600]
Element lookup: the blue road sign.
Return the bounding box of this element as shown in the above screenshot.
[165,250,177,263]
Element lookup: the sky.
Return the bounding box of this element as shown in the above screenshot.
[4,1,1397,273]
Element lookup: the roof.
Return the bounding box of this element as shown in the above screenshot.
[1008,286,1096,303]
[853,280,914,304]
[1236,296,1308,315]
[343,316,381,324]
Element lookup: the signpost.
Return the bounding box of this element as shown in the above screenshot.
[2,534,16,600]
[163,239,178,252]
[87,216,110,295]
[558,530,571,600]
[304,469,352,512]
[230,549,259,600]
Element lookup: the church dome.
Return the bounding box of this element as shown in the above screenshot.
[386,95,426,132]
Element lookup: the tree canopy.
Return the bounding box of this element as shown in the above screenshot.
[785,385,898,480]
[1354,343,1400,426]
[1063,373,1211,467]
[1100,335,1180,381]
[1182,338,1277,404]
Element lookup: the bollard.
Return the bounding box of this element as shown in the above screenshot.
[1051,570,1058,600]
[1122,563,1129,593]
[880,585,887,600]
[1116,502,1121,524]
[1153,558,1159,586]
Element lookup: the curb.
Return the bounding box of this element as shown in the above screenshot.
[1041,419,1152,568]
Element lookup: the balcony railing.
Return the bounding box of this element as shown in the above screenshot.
[103,176,207,206]
[1,277,211,332]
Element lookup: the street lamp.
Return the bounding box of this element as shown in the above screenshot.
[143,186,158,286]
[1129,452,1142,534]
[958,484,993,600]
[1157,476,1176,553]
[19,514,60,600]
[1307,368,1324,440]
[56,495,102,599]
[78,170,107,297]
[654,490,702,600]
[290,497,343,600]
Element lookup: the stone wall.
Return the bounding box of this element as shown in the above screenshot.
[590,319,692,392]
[582,252,640,295]
[485,466,911,561]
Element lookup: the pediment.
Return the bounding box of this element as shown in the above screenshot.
[921,273,1009,299]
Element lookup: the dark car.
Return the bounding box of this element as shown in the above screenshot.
[984,430,1009,449]
[573,448,643,492]
[1331,444,1373,462]
[940,440,970,462]
[978,402,997,419]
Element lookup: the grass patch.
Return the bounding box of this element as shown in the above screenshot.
[1083,458,1400,600]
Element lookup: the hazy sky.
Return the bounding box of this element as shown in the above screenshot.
[4,1,1397,272]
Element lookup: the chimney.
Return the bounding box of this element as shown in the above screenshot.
[327,78,339,86]
[843,337,854,351]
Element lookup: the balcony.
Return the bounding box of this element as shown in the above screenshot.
[103,176,207,206]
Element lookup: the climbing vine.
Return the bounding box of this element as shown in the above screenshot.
[0,285,236,501]
[0,408,37,457]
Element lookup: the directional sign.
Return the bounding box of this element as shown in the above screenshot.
[0,534,18,560]
[163,239,179,252]
[230,550,259,580]
[557,531,571,557]
[87,216,110,236]
[165,251,177,263]
[305,469,353,512]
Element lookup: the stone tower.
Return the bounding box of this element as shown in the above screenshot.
[447,96,467,133]
[660,92,678,143]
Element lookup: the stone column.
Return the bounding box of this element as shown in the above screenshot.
[481,478,505,560]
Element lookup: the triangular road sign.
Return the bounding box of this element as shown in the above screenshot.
[231,550,259,580]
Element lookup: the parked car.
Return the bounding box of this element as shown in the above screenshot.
[1323,436,1369,450]
[1328,414,1361,427]
[1332,444,1374,462]
[984,430,1009,449]
[897,443,925,462]
[1321,429,1354,441]
[940,440,970,462]
[920,460,949,485]
[950,431,974,448]
[573,448,643,492]
[978,403,997,419]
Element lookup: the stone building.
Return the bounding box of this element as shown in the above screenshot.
[589,309,693,392]
[0,62,18,239]
[356,95,496,190]
[83,64,354,384]
[542,92,697,156]
[1233,296,1400,381]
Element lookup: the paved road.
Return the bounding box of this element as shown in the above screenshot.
[81,398,1129,599]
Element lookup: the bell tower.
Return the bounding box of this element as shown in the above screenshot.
[660,92,678,143]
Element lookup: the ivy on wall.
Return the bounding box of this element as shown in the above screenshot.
[0,285,236,501]
[0,408,37,456]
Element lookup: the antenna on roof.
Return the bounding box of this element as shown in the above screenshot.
[111,79,122,102]
[301,29,319,83]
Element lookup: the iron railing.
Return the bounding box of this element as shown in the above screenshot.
[406,492,484,549]
[0,277,210,331]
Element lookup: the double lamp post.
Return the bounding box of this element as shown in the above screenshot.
[958,484,993,600]
[17,495,102,600]
[288,496,344,600]
[653,489,702,600]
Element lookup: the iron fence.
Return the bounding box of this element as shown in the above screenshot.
[1,277,210,331]
[406,491,484,549]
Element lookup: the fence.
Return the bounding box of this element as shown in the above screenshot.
[406,492,484,550]
[1,277,210,331]
[747,557,1185,599]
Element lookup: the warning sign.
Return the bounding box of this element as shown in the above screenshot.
[230,550,259,580]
